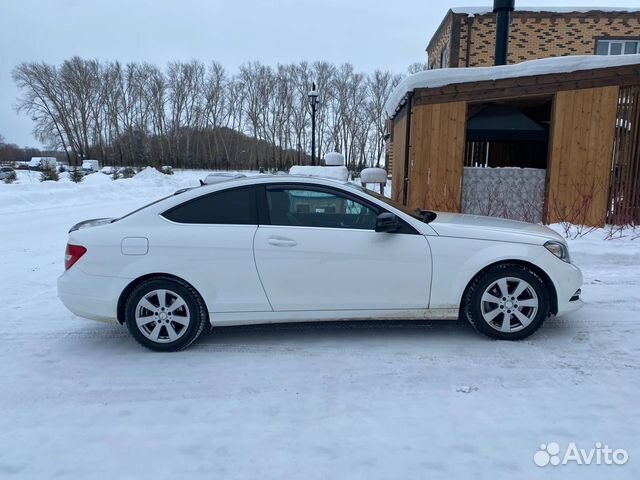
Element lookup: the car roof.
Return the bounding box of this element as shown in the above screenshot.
[174,173,357,198]
[116,174,367,223]
[202,173,351,188]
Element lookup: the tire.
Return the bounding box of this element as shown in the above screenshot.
[462,263,551,340]
[124,277,208,351]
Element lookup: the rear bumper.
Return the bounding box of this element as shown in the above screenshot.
[57,268,128,324]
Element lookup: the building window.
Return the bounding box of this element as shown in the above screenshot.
[596,39,640,56]
[441,48,448,68]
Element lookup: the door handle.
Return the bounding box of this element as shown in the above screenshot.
[267,236,297,247]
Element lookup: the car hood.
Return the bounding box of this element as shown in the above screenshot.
[427,212,564,244]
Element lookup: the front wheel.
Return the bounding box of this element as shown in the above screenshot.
[124,277,208,351]
[462,264,551,340]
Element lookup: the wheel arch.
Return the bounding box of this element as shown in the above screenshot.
[116,272,209,324]
[461,260,558,315]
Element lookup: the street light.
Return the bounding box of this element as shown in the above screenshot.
[308,82,318,166]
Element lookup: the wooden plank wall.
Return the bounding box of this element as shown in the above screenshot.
[406,102,467,212]
[390,106,408,203]
[546,86,619,226]
[609,85,640,225]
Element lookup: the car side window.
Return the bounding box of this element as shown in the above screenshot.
[266,186,379,230]
[162,186,257,225]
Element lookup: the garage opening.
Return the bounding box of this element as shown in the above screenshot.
[462,96,552,222]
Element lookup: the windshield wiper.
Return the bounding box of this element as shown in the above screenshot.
[416,209,437,224]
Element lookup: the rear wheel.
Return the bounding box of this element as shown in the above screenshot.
[463,264,551,340]
[124,277,208,351]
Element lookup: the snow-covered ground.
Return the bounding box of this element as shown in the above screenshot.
[1,169,639,479]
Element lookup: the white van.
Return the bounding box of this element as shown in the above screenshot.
[29,157,57,170]
[82,160,100,172]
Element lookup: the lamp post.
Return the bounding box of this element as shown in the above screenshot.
[308,82,318,165]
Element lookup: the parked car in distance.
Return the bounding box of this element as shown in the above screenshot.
[29,156,57,171]
[101,166,116,175]
[82,160,100,172]
[0,166,15,180]
[58,175,583,351]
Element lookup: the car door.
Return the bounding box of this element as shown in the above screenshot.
[253,183,432,312]
[157,185,271,313]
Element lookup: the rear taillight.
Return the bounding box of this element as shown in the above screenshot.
[65,244,87,270]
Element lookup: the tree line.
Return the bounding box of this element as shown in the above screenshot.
[12,58,426,171]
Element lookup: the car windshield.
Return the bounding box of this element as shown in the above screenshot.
[347,184,437,223]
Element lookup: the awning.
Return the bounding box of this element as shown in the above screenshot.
[466,104,548,142]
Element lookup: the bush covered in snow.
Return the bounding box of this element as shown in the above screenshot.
[121,167,136,179]
[69,168,84,183]
[3,170,17,184]
[40,163,59,182]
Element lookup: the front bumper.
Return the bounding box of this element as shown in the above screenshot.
[548,259,584,316]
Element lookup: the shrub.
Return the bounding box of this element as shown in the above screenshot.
[121,167,136,178]
[3,170,17,184]
[40,163,59,182]
[70,167,84,183]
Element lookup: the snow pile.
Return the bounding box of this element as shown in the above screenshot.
[133,166,166,181]
[324,152,345,166]
[81,172,113,184]
[385,54,640,116]
[289,165,349,181]
[360,167,388,184]
[0,169,202,213]
[451,6,640,16]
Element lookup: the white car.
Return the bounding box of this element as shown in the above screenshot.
[58,176,583,351]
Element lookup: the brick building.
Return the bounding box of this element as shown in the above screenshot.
[427,7,640,69]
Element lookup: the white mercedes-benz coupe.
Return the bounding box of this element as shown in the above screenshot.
[58,175,583,351]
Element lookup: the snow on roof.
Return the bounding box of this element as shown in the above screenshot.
[386,54,640,117]
[289,165,349,181]
[450,6,640,16]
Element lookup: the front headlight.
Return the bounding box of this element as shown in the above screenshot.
[544,241,571,263]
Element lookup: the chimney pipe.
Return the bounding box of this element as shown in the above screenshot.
[493,0,515,66]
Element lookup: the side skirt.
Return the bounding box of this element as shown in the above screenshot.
[210,308,460,326]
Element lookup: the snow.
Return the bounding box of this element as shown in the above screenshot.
[360,167,388,184]
[451,6,640,16]
[386,54,640,117]
[80,172,113,184]
[1,171,640,479]
[289,165,349,181]
[324,152,345,166]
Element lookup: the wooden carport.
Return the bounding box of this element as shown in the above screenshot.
[387,56,640,226]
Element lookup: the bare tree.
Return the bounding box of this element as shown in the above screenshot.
[407,62,428,74]
[13,57,404,171]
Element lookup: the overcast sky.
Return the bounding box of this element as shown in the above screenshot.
[2,0,639,147]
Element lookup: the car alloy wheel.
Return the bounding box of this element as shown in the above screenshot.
[134,289,191,343]
[462,263,551,341]
[125,277,208,351]
[480,277,539,333]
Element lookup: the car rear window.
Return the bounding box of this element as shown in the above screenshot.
[162,186,257,225]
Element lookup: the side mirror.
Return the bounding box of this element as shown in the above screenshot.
[375,212,400,233]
